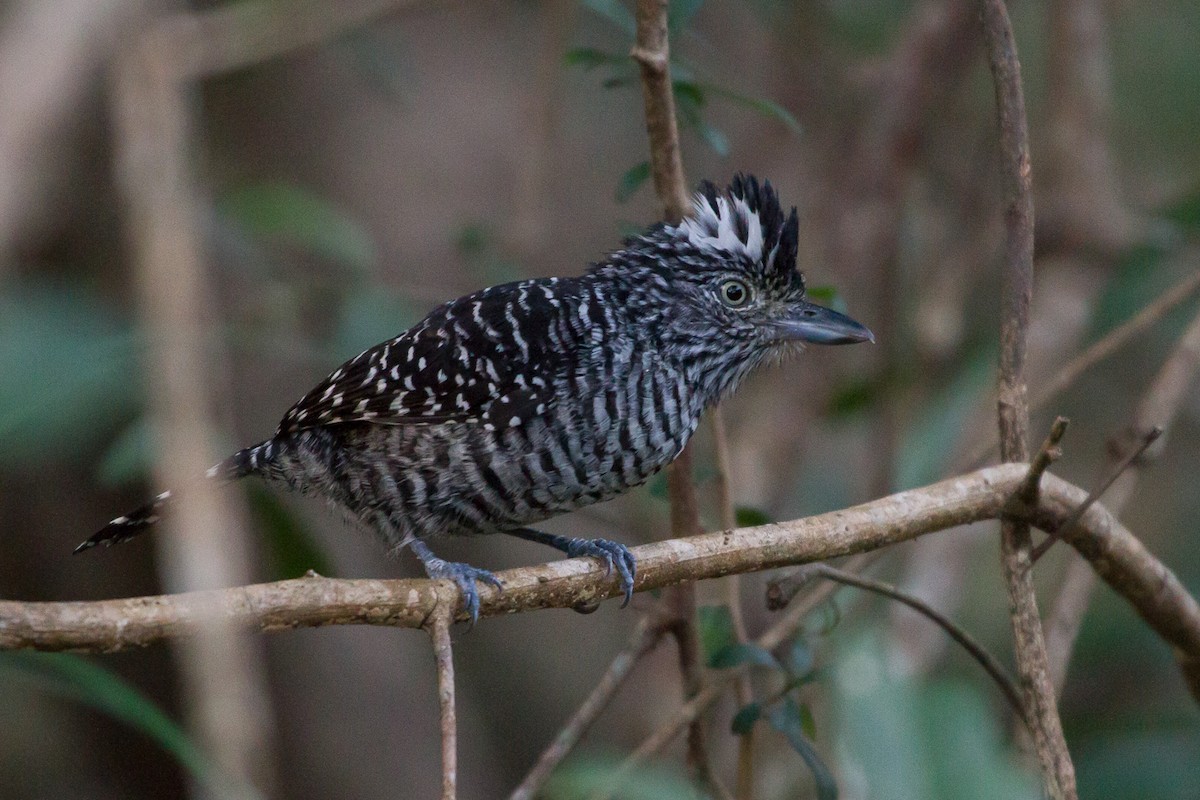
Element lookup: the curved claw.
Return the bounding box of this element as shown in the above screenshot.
[564,538,637,608]
[426,560,503,627]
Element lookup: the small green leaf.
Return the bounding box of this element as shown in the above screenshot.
[581,0,636,35]
[564,47,627,70]
[798,701,818,739]
[710,642,783,671]
[672,79,707,111]
[826,377,881,418]
[769,698,838,800]
[247,483,334,580]
[0,652,221,789]
[702,83,802,134]
[616,161,651,203]
[734,506,772,528]
[697,121,730,157]
[698,605,738,666]
[805,285,844,310]
[731,701,763,735]
[219,182,377,274]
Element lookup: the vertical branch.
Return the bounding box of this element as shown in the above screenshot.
[428,607,458,800]
[981,2,1077,799]
[111,28,276,800]
[630,0,717,790]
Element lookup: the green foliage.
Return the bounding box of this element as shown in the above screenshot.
[571,0,799,200]
[733,505,772,528]
[96,416,155,487]
[0,652,224,791]
[219,182,377,274]
[0,285,139,467]
[833,633,1038,800]
[616,161,651,203]
[246,483,334,580]
[544,754,697,800]
[709,642,783,670]
[768,698,838,800]
[454,223,523,287]
[333,287,418,357]
[697,604,737,666]
[893,344,994,491]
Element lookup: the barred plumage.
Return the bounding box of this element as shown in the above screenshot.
[79,175,873,621]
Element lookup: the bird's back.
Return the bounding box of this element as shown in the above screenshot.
[261,272,700,545]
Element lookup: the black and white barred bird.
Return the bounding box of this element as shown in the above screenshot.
[78,175,872,621]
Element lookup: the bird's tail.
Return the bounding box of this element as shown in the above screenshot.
[74,439,278,554]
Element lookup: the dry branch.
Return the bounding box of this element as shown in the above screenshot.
[982,0,1077,796]
[5,465,1200,700]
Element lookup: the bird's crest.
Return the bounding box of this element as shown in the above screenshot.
[676,174,800,282]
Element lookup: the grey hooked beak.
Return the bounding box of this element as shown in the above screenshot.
[773,300,875,345]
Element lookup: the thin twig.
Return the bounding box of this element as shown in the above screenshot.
[983,0,1077,796]
[1015,416,1070,506]
[773,565,1027,727]
[1046,301,1200,692]
[427,605,458,800]
[588,576,836,800]
[959,267,1200,471]
[631,0,718,789]
[1031,426,1161,563]
[508,616,668,800]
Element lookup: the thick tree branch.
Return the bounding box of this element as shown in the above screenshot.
[5,465,1200,704]
[983,0,1077,796]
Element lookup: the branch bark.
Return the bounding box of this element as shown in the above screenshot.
[6,465,1200,703]
[982,1,1077,796]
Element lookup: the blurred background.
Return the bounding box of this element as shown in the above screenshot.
[2,0,1199,798]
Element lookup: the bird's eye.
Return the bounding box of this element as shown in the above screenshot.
[718,279,752,308]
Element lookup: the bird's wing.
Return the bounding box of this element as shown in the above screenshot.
[276,280,571,435]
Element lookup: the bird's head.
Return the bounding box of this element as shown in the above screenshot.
[605,174,873,403]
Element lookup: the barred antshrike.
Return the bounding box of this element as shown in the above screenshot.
[79,175,873,622]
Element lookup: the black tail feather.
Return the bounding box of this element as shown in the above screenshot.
[75,439,277,554]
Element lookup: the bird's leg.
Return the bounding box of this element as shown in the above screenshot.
[506,528,637,607]
[408,537,502,626]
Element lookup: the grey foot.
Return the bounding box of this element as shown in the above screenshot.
[507,529,637,608]
[409,538,501,625]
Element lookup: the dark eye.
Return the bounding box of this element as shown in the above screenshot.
[719,279,752,308]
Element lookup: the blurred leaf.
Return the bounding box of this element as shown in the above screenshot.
[710,642,782,671]
[672,79,707,113]
[894,345,994,490]
[699,83,802,134]
[97,416,154,487]
[581,0,636,35]
[734,505,772,527]
[565,47,628,70]
[616,161,651,203]
[1163,188,1200,233]
[545,755,696,800]
[453,223,524,287]
[797,700,818,739]
[805,284,844,310]
[0,285,139,466]
[247,483,333,580]
[219,183,377,274]
[0,652,220,789]
[826,376,882,419]
[1085,244,1181,342]
[788,638,815,678]
[697,605,737,666]
[768,698,838,800]
[731,701,762,735]
[697,121,730,157]
[333,287,418,356]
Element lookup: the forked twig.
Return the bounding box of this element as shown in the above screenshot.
[771,564,1028,726]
